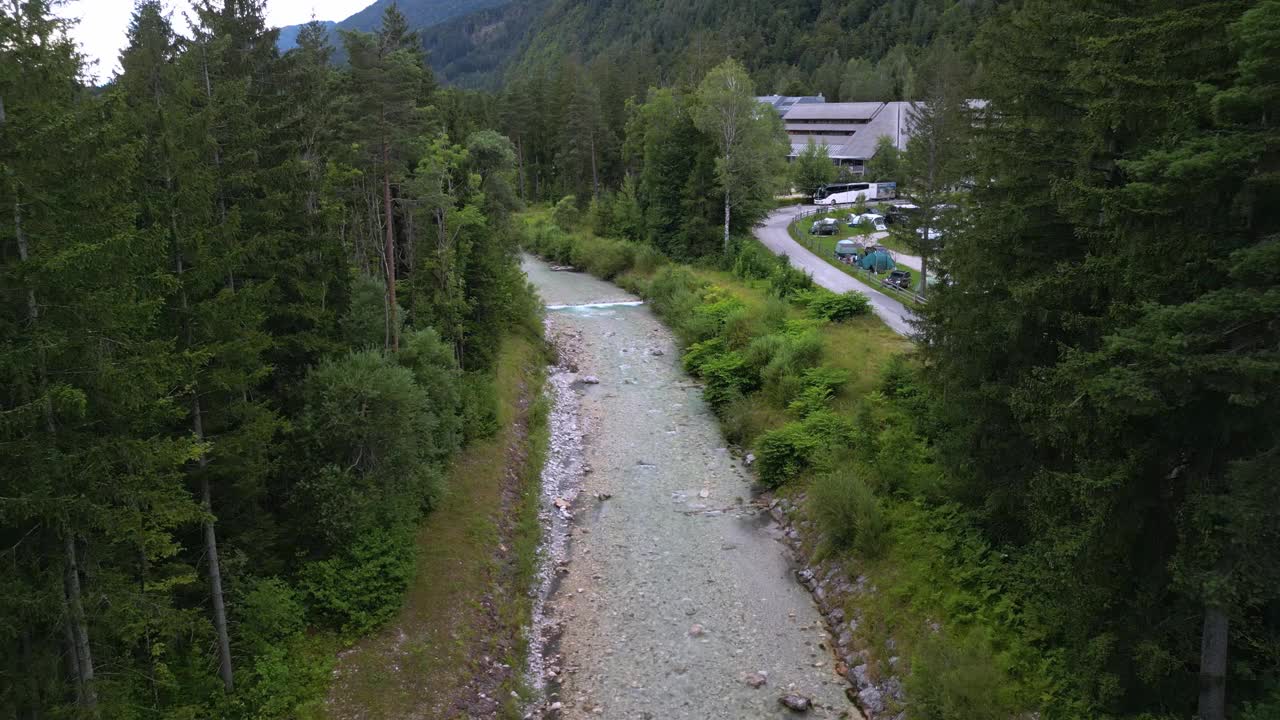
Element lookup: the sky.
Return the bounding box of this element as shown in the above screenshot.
[53,0,373,81]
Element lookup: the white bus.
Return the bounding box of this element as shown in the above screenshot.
[813,181,898,206]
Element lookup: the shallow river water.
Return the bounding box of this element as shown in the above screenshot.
[523,255,853,719]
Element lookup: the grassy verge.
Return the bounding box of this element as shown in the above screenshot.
[324,336,548,720]
[519,211,1073,717]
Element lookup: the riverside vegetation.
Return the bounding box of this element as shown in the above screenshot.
[3,0,1278,719]
[1,2,542,718]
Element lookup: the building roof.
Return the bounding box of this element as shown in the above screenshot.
[783,102,886,122]
[756,94,826,115]
[785,122,865,133]
[786,101,922,160]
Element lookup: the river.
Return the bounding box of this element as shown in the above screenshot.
[522,255,853,719]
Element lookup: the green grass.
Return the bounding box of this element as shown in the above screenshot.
[325,336,548,720]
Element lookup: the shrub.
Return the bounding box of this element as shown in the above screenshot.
[746,327,825,407]
[808,466,890,557]
[788,366,850,417]
[570,235,634,279]
[460,370,499,440]
[699,350,756,411]
[732,241,778,281]
[552,194,579,229]
[239,635,335,720]
[721,304,763,349]
[646,266,707,338]
[768,256,814,299]
[682,338,727,375]
[754,410,853,487]
[906,630,1017,720]
[632,243,667,274]
[237,577,306,657]
[808,289,870,322]
[299,524,417,635]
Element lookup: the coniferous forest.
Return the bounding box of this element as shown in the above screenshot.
[3,0,1279,719]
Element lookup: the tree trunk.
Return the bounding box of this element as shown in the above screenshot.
[722,188,732,256]
[62,613,82,706]
[1198,603,1228,720]
[589,131,599,200]
[192,395,234,693]
[919,253,928,299]
[20,629,39,720]
[514,135,524,198]
[63,535,97,712]
[382,137,399,352]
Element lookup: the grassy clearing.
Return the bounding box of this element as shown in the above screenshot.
[325,336,547,720]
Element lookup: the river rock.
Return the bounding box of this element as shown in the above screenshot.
[581,375,600,384]
[744,671,768,688]
[883,676,905,701]
[795,569,815,588]
[744,452,756,466]
[687,624,704,637]
[778,694,812,712]
[649,348,664,356]
[837,630,853,649]
[858,687,885,715]
[828,608,845,625]
[848,663,871,688]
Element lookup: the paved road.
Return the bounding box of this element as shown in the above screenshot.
[754,206,917,337]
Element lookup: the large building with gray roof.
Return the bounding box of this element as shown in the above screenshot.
[782,101,917,174]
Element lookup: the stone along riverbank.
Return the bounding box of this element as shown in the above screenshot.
[521,255,856,719]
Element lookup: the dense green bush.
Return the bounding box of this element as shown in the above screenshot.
[732,240,779,281]
[906,630,1017,720]
[237,578,307,658]
[296,350,444,547]
[299,525,417,635]
[754,410,854,487]
[552,194,579,228]
[746,326,825,407]
[808,289,871,322]
[809,466,890,557]
[767,255,815,299]
[569,234,635,279]
[789,366,851,417]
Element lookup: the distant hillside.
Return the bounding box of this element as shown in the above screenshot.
[284,0,1008,93]
[277,0,510,53]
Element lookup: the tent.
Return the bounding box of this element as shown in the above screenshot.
[858,250,896,273]
[834,240,860,258]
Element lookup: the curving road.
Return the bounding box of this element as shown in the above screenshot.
[754,207,917,337]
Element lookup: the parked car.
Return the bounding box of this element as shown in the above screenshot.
[810,217,839,236]
[884,203,919,225]
[885,269,913,289]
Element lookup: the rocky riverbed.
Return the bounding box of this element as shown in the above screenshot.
[521,255,856,719]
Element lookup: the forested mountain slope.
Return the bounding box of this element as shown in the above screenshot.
[419,0,1005,93]
[277,0,509,52]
